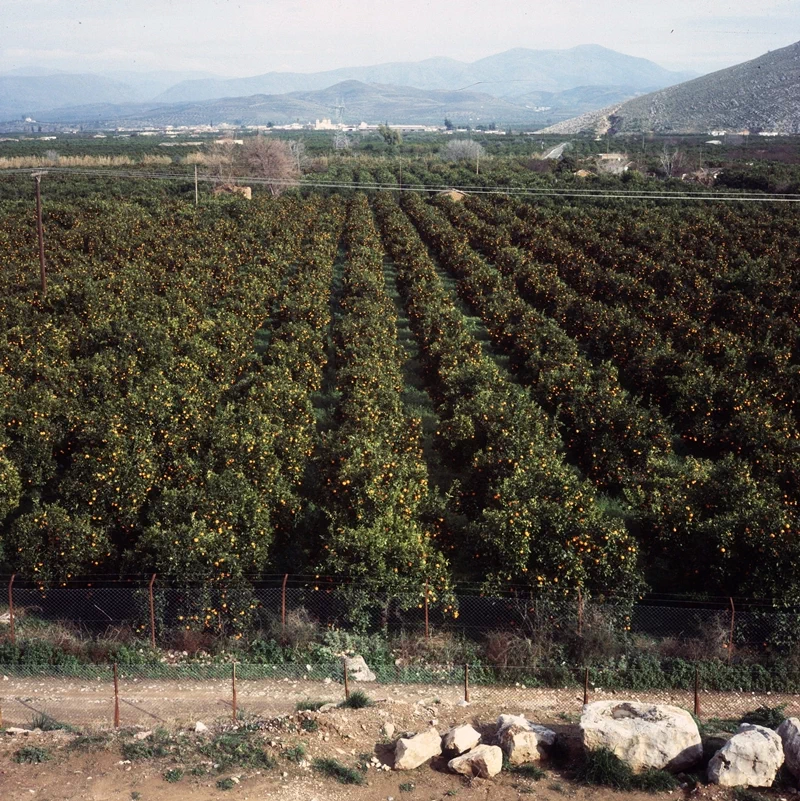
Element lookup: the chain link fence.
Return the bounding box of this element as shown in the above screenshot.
[2,661,799,732]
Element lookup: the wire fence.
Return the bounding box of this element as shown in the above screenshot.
[2,661,799,732]
[3,576,800,654]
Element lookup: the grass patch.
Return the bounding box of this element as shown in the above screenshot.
[339,689,373,709]
[740,705,787,729]
[313,757,365,785]
[70,733,112,751]
[301,718,319,732]
[734,788,771,801]
[14,745,52,764]
[635,768,680,792]
[576,749,678,792]
[400,781,415,792]
[121,729,177,761]
[164,767,184,783]
[295,699,327,712]
[283,743,307,763]
[29,712,75,732]
[216,777,236,791]
[508,763,546,780]
[198,730,276,772]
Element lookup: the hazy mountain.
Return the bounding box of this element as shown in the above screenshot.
[103,70,223,101]
[0,73,136,120]
[31,80,534,127]
[541,40,800,134]
[155,45,694,103]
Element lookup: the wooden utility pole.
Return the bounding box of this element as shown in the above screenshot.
[32,172,47,296]
[194,165,199,206]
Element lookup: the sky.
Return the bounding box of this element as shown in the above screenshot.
[1,0,798,77]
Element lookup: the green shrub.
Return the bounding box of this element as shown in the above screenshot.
[216,777,236,791]
[508,763,546,780]
[14,745,52,764]
[295,699,326,711]
[575,748,634,789]
[312,757,365,785]
[163,768,184,782]
[634,769,680,792]
[301,718,319,732]
[339,689,373,709]
[283,743,307,763]
[740,704,787,729]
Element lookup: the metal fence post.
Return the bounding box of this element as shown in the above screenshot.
[464,664,470,703]
[7,573,15,646]
[694,665,701,718]
[343,657,350,701]
[281,573,288,641]
[583,667,589,706]
[424,579,429,640]
[577,587,584,637]
[728,597,736,662]
[231,662,238,721]
[113,663,120,728]
[148,573,157,649]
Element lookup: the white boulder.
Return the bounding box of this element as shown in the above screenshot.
[581,701,702,773]
[777,718,800,781]
[708,723,784,787]
[194,721,208,733]
[448,744,503,778]
[345,654,376,682]
[497,714,555,764]
[394,727,442,770]
[443,723,481,755]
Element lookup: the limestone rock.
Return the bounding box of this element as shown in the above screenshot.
[394,727,442,770]
[497,714,555,764]
[194,721,208,733]
[443,724,481,755]
[708,723,784,787]
[345,654,376,682]
[382,722,396,740]
[778,718,800,781]
[581,701,702,773]
[448,744,503,778]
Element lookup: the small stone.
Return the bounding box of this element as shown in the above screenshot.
[134,730,152,741]
[194,721,208,733]
[383,722,396,739]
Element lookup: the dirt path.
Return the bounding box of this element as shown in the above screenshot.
[3,673,798,730]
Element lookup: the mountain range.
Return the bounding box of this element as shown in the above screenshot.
[541,40,800,134]
[0,45,693,125]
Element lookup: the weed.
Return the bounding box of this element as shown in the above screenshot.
[216,777,236,790]
[734,788,770,801]
[14,745,52,764]
[301,718,319,732]
[444,792,458,797]
[283,743,307,763]
[121,729,177,761]
[339,689,373,709]
[740,705,787,729]
[312,757,365,785]
[508,763,546,780]
[70,733,112,751]
[164,767,184,783]
[29,712,75,732]
[635,768,680,792]
[575,748,634,789]
[131,794,141,801]
[295,699,327,711]
[549,781,567,793]
[199,730,276,772]
[400,781,415,792]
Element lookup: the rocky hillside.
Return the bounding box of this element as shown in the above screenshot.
[540,40,800,134]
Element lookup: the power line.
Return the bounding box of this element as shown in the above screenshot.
[2,166,800,203]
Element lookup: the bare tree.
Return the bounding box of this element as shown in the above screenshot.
[287,139,308,173]
[204,140,238,187]
[441,139,485,162]
[242,136,299,196]
[659,144,684,178]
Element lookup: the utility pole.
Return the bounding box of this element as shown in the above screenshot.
[476,147,480,176]
[32,172,47,296]
[194,165,199,206]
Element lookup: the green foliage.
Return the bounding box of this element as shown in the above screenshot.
[339,689,373,709]
[634,769,680,792]
[283,743,307,763]
[295,699,326,711]
[301,718,319,732]
[198,730,276,772]
[740,704,787,729]
[163,767,184,782]
[14,745,52,764]
[216,777,236,791]
[508,763,546,780]
[575,748,635,789]
[399,781,415,791]
[312,757,365,785]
